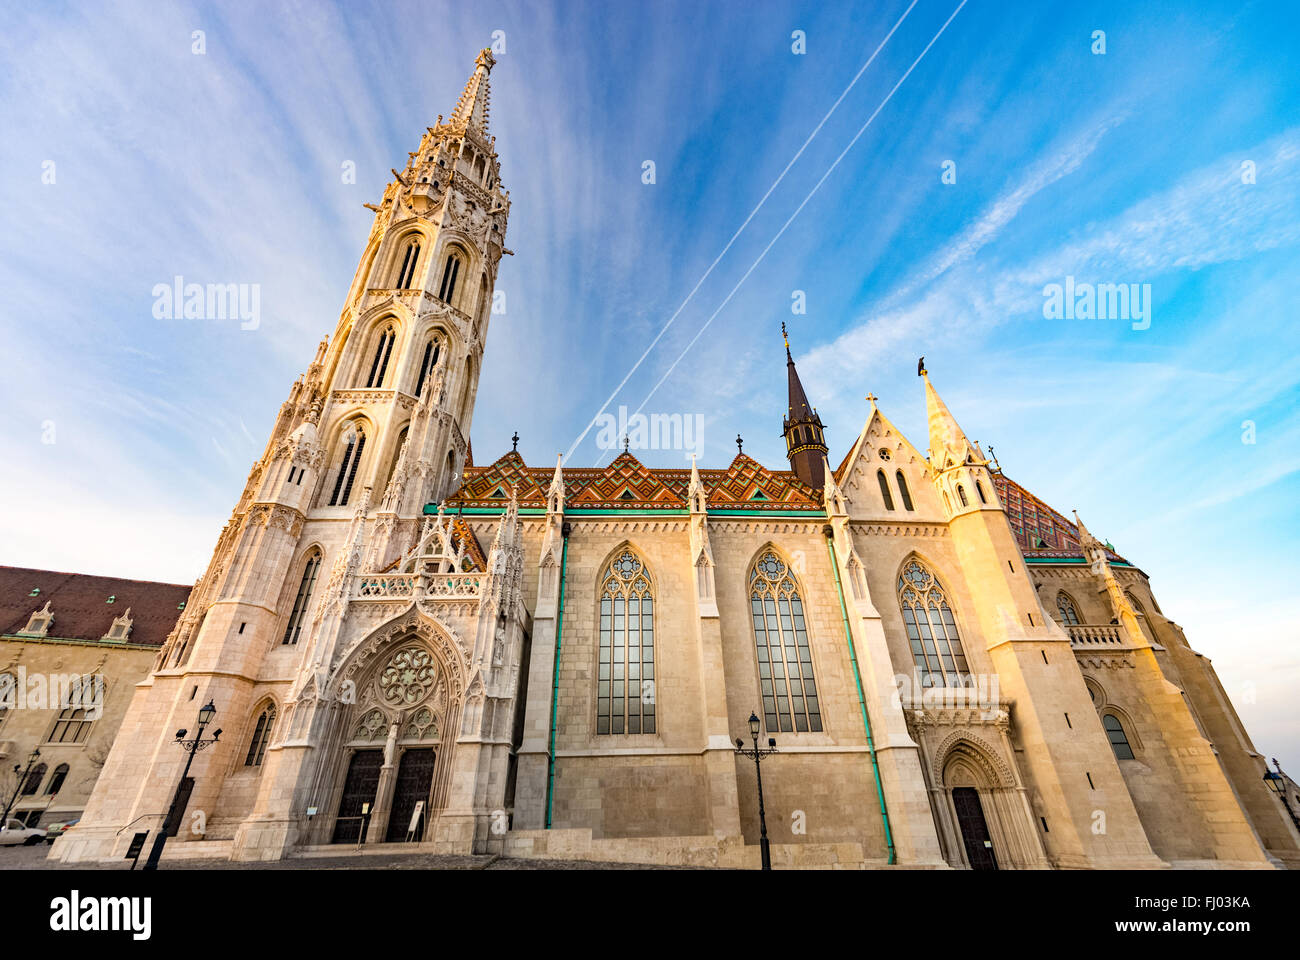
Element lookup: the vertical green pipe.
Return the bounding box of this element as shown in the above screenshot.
[544,532,569,828]
[825,534,897,864]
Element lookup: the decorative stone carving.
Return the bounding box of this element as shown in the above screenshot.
[378,646,437,706]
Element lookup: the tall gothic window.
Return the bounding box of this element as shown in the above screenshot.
[750,550,821,733]
[896,470,914,511]
[957,484,969,507]
[438,250,462,303]
[365,325,396,388]
[244,704,277,766]
[976,480,988,503]
[597,549,656,735]
[282,551,321,644]
[395,240,420,289]
[1103,713,1135,759]
[1056,592,1081,626]
[329,426,367,506]
[414,337,441,398]
[898,559,971,688]
[877,470,895,511]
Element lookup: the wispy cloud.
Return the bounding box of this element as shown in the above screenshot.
[802,126,1300,401]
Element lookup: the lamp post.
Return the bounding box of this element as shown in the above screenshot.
[735,711,778,870]
[2,748,40,823]
[1263,757,1300,831]
[142,700,221,871]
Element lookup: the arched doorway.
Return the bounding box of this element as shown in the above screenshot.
[939,736,1011,871]
[322,612,467,846]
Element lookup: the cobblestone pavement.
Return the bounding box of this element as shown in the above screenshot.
[0,842,696,870]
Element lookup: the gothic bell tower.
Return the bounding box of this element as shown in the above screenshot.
[57,50,517,865]
[781,323,828,489]
[321,45,511,511]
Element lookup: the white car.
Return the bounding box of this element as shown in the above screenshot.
[0,818,47,846]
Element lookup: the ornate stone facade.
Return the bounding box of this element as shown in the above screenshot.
[52,51,1299,870]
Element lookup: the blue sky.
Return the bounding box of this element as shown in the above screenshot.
[1,0,1297,769]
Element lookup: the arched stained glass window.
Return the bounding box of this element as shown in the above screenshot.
[750,551,821,733]
[438,250,462,303]
[597,549,655,735]
[244,704,276,766]
[365,325,396,388]
[898,559,971,688]
[414,337,441,398]
[329,426,367,507]
[1103,713,1135,759]
[282,551,321,645]
[1056,592,1081,626]
[396,239,420,289]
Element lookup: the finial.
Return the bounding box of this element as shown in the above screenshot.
[511,431,519,452]
[623,434,630,454]
[987,445,1001,472]
[782,321,791,361]
[736,434,744,455]
[866,393,877,407]
[917,356,927,377]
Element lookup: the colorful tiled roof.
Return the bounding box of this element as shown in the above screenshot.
[990,471,1127,563]
[443,451,823,512]
[0,566,191,647]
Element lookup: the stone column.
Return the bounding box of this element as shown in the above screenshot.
[367,722,401,842]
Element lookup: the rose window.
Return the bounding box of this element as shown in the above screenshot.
[379,647,436,706]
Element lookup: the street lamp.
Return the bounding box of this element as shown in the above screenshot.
[142,700,221,870]
[1264,757,1300,831]
[735,710,778,871]
[1,748,40,823]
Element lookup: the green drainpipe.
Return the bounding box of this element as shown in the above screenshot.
[544,529,570,828]
[825,532,897,865]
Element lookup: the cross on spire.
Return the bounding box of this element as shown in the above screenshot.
[736,434,744,454]
[511,431,519,452]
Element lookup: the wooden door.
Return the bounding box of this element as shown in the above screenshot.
[385,748,436,842]
[332,750,382,844]
[952,786,998,870]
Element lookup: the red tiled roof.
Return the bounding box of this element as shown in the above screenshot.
[0,566,191,647]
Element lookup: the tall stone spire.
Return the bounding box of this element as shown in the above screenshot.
[448,48,495,138]
[781,322,828,489]
[922,371,976,468]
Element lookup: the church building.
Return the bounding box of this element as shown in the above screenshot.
[53,51,1299,869]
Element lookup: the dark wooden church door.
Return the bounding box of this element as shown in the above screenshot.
[386,748,436,842]
[952,787,998,870]
[332,750,382,844]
